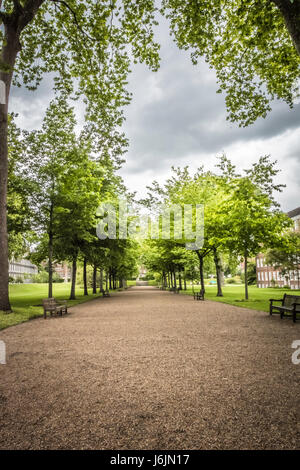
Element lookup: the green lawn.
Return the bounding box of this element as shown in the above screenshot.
[181,285,300,313]
[0,283,104,330]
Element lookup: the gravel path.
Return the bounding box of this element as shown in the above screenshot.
[0,287,299,450]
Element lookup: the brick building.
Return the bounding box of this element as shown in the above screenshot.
[53,263,71,282]
[256,207,300,289]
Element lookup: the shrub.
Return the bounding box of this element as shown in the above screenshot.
[32,271,49,283]
[226,278,237,284]
[53,273,64,283]
[31,270,64,283]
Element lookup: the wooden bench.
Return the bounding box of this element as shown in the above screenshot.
[100,289,110,297]
[269,294,300,323]
[194,289,205,301]
[42,298,68,319]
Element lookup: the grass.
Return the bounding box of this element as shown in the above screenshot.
[180,285,300,313]
[0,283,105,330]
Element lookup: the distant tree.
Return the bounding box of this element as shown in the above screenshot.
[266,232,300,288]
[49,147,103,300]
[219,176,291,299]
[143,155,292,300]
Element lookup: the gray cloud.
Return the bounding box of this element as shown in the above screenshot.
[122,22,300,171]
[8,19,300,212]
[118,21,300,212]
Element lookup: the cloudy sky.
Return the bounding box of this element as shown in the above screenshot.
[11,20,300,212]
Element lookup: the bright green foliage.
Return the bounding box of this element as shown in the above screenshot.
[217,175,292,298]
[266,231,300,284]
[23,98,103,249]
[1,0,160,158]
[0,0,161,309]
[162,0,300,126]
[108,238,140,282]
[17,98,105,298]
[7,115,34,259]
[142,155,292,299]
[143,164,230,292]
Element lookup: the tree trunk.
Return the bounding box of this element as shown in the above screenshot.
[99,269,103,292]
[70,255,77,300]
[105,271,108,290]
[0,27,21,312]
[179,271,182,290]
[83,257,88,295]
[213,247,223,297]
[173,271,177,288]
[109,272,112,290]
[184,276,187,291]
[272,0,300,56]
[0,1,46,311]
[92,265,97,294]
[48,201,54,298]
[244,250,249,300]
[196,251,205,293]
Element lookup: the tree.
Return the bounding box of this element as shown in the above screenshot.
[219,176,291,299]
[23,97,104,299]
[142,155,291,300]
[143,165,227,295]
[266,231,300,288]
[0,0,160,311]
[162,0,300,126]
[240,261,257,286]
[7,114,33,259]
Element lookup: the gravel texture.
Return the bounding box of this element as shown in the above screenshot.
[0,286,299,450]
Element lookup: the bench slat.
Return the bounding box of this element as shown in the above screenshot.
[269,294,300,323]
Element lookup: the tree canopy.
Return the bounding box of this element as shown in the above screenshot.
[141,155,292,300]
[0,0,160,310]
[163,0,300,126]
